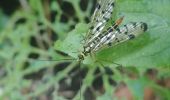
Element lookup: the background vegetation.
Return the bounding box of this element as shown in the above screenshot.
[0,0,170,100]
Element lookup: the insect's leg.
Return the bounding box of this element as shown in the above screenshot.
[96,58,125,76]
[112,62,122,67]
[104,59,125,73]
[97,58,123,67]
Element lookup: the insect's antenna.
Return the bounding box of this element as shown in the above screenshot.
[28,58,76,62]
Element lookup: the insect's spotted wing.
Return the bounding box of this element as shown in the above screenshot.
[89,22,148,52]
[85,0,115,43]
[108,22,147,45]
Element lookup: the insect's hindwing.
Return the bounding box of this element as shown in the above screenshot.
[85,0,115,43]
[89,22,148,51]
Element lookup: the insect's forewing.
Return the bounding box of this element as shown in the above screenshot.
[91,22,148,51]
[85,0,115,44]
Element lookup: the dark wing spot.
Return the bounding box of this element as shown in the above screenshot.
[107,36,111,40]
[103,16,109,22]
[91,41,95,46]
[99,33,103,38]
[108,42,112,46]
[96,26,100,31]
[128,34,135,40]
[90,26,94,30]
[131,22,137,28]
[111,2,115,7]
[96,37,100,42]
[107,26,111,30]
[124,31,128,35]
[115,38,120,42]
[141,22,148,32]
[113,25,118,29]
[102,10,105,14]
[124,25,128,34]
[108,28,113,33]
[96,3,101,9]
[116,28,121,34]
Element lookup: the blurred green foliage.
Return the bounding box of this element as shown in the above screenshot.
[0,0,170,100]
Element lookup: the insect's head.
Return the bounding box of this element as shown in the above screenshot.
[78,53,85,61]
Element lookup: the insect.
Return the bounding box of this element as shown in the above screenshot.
[76,0,148,63]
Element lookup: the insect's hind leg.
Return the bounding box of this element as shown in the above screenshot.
[102,59,125,73]
[97,58,123,67]
[95,58,125,76]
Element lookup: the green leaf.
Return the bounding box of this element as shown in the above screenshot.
[97,92,113,100]
[0,10,8,31]
[126,78,146,99]
[54,0,170,68]
[55,23,88,58]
